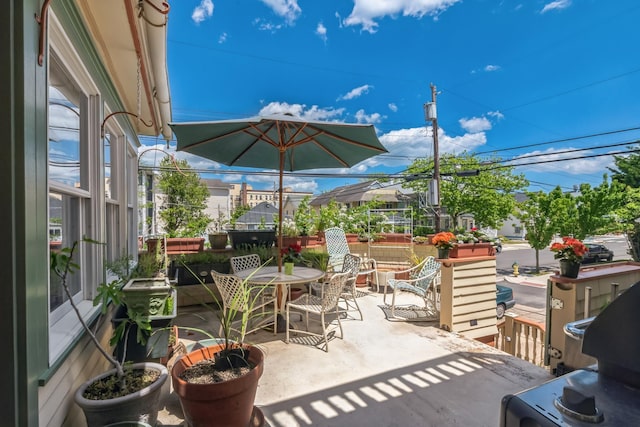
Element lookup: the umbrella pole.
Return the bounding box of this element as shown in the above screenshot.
[278,152,284,272]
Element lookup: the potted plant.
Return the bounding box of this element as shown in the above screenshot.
[432,231,458,259]
[281,243,302,275]
[550,236,587,279]
[50,242,169,427]
[171,267,270,426]
[208,211,229,250]
[451,228,496,258]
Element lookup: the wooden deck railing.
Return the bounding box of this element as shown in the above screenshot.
[495,314,546,367]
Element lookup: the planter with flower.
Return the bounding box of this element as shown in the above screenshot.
[451,228,496,258]
[550,236,587,279]
[432,231,458,259]
[281,243,302,275]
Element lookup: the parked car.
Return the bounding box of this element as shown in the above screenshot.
[582,243,614,263]
[496,284,516,319]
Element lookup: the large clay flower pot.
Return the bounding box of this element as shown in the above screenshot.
[559,259,580,278]
[171,344,264,427]
[74,362,168,427]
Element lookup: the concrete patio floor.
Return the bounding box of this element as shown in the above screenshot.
[157,286,553,426]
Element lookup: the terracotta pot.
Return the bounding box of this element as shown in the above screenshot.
[449,242,494,258]
[171,344,264,427]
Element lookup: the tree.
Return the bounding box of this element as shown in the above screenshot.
[229,204,251,230]
[157,156,211,237]
[403,152,528,229]
[515,187,565,273]
[608,147,640,188]
[556,176,627,240]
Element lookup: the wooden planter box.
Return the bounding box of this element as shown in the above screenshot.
[147,237,205,255]
[449,242,495,258]
[281,236,312,248]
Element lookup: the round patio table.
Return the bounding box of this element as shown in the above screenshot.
[235,266,325,312]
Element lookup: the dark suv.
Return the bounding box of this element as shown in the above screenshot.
[582,243,614,263]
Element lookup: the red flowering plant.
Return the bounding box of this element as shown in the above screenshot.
[550,237,588,263]
[432,231,458,250]
[281,243,302,263]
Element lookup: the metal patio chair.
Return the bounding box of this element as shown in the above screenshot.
[211,271,278,341]
[230,254,261,274]
[310,253,364,320]
[384,256,441,322]
[286,271,350,352]
[324,226,379,292]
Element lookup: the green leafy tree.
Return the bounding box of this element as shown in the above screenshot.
[515,187,566,273]
[608,147,640,188]
[556,176,627,240]
[157,156,211,237]
[403,152,528,229]
[229,204,250,230]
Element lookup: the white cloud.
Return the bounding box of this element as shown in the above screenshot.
[343,0,462,33]
[541,0,571,14]
[260,0,302,24]
[388,103,398,112]
[484,64,501,72]
[254,18,284,32]
[354,109,383,124]
[459,116,492,133]
[487,111,504,120]
[316,22,328,42]
[376,124,487,168]
[192,0,214,24]
[338,84,373,101]
[218,32,227,44]
[258,102,345,121]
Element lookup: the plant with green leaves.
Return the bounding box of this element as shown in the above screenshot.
[175,259,275,370]
[157,156,211,238]
[403,152,528,229]
[51,241,154,391]
[293,195,317,236]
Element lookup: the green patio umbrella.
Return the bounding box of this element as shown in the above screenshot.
[169,114,388,271]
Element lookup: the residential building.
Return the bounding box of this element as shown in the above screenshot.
[3,1,171,425]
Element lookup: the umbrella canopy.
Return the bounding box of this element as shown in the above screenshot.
[169,114,388,270]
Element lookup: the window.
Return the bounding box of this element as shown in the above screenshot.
[47,49,101,363]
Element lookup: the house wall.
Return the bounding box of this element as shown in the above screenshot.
[0,1,151,425]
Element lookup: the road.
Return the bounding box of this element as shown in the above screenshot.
[496,235,630,276]
[495,235,630,321]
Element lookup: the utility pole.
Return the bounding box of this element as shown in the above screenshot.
[424,83,441,232]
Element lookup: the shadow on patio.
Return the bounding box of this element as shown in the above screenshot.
[157,288,552,426]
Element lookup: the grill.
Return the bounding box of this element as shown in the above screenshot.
[500,282,640,426]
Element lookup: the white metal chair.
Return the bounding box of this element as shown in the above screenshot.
[336,253,364,320]
[211,271,278,341]
[324,226,379,291]
[230,254,261,274]
[310,253,363,320]
[285,271,349,352]
[384,256,441,322]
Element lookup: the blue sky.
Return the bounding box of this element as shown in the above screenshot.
[139,0,640,195]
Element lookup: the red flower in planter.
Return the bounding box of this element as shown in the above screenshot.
[550,236,587,263]
[281,244,302,263]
